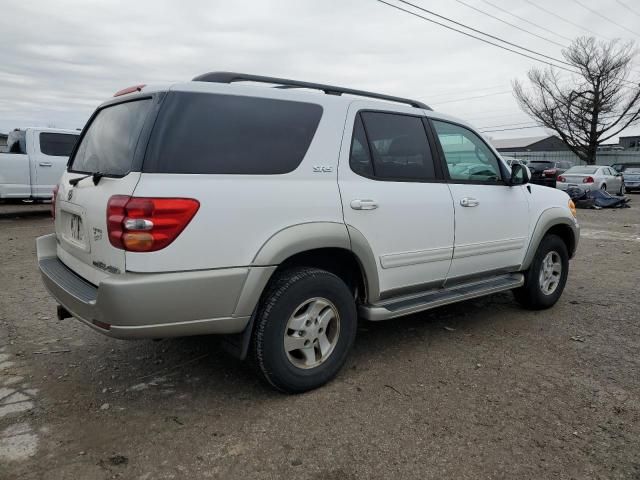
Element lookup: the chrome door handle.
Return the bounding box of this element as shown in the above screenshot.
[39,162,53,167]
[351,199,378,210]
[460,197,479,207]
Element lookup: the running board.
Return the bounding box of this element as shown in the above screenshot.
[360,273,524,321]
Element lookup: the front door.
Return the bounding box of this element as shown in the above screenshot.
[338,104,455,301]
[430,120,530,281]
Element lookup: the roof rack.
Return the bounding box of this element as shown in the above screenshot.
[192,71,431,110]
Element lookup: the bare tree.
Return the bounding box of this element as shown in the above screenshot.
[513,37,640,164]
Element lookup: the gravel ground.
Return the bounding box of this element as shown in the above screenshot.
[0,204,638,480]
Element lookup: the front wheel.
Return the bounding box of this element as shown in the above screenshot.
[618,183,625,196]
[251,267,357,393]
[513,234,569,310]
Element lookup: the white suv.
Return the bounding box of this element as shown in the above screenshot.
[37,72,579,393]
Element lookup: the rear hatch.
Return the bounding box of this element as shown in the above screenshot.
[623,168,640,184]
[528,161,554,179]
[55,94,161,285]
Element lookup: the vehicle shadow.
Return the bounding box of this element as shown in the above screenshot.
[75,291,521,402]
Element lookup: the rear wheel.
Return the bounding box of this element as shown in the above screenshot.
[513,234,569,310]
[601,183,607,191]
[251,267,357,393]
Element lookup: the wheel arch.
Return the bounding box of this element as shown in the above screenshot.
[521,208,579,270]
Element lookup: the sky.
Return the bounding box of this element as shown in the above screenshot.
[1,0,640,142]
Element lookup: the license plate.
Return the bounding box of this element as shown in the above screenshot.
[70,215,84,242]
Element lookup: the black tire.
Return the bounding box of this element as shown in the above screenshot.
[618,183,625,196]
[513,234,569,310]
[601,183,607,191]
[251,267,357,393]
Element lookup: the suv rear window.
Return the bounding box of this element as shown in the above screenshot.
[40,133,78,157]
[70,98,153,175]
[143,92,323,175]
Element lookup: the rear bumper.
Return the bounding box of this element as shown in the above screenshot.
[37,234,274,339]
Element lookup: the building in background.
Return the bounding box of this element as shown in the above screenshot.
[619,135,640,150]
[490,135,569,153]
[0,132,7,153]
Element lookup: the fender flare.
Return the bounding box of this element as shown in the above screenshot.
[521,207,579,270]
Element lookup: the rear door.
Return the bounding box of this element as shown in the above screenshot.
[55,95,158,285]
[429,120,530,281]
[339,105,455,300]
[31,131,79,197]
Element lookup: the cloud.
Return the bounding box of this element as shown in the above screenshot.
[0,0,638,139]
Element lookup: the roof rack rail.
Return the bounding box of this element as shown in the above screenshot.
[192,71,431,110]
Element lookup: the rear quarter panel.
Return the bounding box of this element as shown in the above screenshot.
[126,99,349,273]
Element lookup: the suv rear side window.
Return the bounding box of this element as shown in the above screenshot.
[350,112,436,181]
[40,133,78,157]
[144,92,323,175]
[70,98,153,175]
[432,120,502,183]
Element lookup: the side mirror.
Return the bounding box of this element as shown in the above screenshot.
[509,163,530,186]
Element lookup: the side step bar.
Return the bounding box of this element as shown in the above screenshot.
[360,273,524,321]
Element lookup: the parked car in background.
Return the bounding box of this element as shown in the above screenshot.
[528,160,573,188]
[611,162,640,173]
[0,128,79,200]
[556,165,625,195]
[622,167,640,192]
[37,72,579,393]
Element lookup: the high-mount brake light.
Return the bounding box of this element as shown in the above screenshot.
[583,176,595,183]
[113,84,146,97]
[107,196,199,252]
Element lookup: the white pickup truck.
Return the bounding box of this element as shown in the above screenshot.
[0,128,79,200]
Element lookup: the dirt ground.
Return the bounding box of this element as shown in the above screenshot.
[0,202,639,480]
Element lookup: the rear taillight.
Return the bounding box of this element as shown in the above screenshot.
[543,168,557,177]
[51,185,59,219]
[583,176,595,183]
[557,175,566,182]
[107,196,199,252]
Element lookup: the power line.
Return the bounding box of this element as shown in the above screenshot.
[571,0,640,38]
[431,90,512,105]
[478,0,572,42]
[477,120,539,129]
[479,111,640,132]
[429,84,508,99]
[615,0,640,18]
[521,0,609,39]
[381,0,577,72]
[481,125,542,132]
[454,0,567,48]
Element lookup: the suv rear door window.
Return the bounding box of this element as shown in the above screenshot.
[70,98,153,175]
[40,133,78,157]
[354,111,436,180]
[143,92,323,175]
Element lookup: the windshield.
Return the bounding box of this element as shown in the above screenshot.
[70,99,152,175]
[566,166,598,174]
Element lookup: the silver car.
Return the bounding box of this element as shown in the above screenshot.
[556,166,625,195]
[623,167,640,192]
